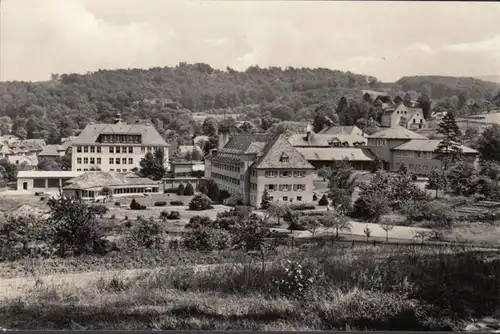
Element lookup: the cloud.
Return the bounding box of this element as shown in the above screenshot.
[1,0,499,82]
[444,35,500,53]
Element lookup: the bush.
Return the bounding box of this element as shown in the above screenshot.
[177,184,185,196]
[182,226,232,252]
[114,202,121,206]
[154,201,167,207]
[219,190,231,201]
[318,195,329,206]
[170,200,184,206]
[189,194,213,211]
[126,216,163,249]
[90,204,108,217]
[401,200,456,227]
[290,203,316,211]
[186,215,213,229]
[313,194,318,201]
[167,211,180,220]
[164,187,178,194]
[130,199,146,210]
[184,183,195,196]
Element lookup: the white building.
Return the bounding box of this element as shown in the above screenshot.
[17,170,83,192]
[71,113,169,173]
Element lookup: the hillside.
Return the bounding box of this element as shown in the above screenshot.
[475,75,500,84]
[394,75,499,100]
[0,64,498,146]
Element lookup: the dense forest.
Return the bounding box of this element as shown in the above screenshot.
[0,63,499,146]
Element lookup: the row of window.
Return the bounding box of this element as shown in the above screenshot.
[264,170,306,178]
[371,139,388,147]
[76,157,134,165]
[99,135,141,144]
[76,146,159,154]
[76,168,129,172]
[395,162,430,171]
[212,172,240,185]
[268,196,303,202]
[394,151,433,160]
[213,162,239,173]
[266,184,307,191]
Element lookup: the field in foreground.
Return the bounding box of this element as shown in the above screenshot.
[1,245,499,331]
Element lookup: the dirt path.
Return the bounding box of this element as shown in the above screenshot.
[0,262,246,300]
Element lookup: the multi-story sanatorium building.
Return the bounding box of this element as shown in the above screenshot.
[71,113,169,173]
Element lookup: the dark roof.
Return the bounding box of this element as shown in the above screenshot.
[222,133,273,153]
[251,135,314,170]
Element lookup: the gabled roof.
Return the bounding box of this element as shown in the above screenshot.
[222,134,273,153]
[318,125,364,136]
[295,147,376,162]
[251,135,314,170]
[38,145,65,157]
[72,122,168,146]
[288,133,367,147]
[392,139,479,154]
[63,171,159,190]
[17,170,83,179]
[7,155,38,166]
[368,126,428,140]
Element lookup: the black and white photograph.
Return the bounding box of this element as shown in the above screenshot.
[0,0,499,331]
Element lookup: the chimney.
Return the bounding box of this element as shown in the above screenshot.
[306,123,312,142]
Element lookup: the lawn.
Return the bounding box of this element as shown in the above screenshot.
[1,245,499,330]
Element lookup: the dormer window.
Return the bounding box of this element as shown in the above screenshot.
[280,153,289,163]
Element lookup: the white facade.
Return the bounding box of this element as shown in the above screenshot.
[72,144,169,173]
[17,171,83,192]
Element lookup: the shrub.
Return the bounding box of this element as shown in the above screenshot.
[219,190,231,201]
[186,215,213,229]
[164,187,178,194]
[176,184,185,196]
[126,216,163,249]
[189,194,213,211]
[90,204,108,217]
[183,183,195,196]
[313,194,318,201]
[170,200,184,206]
[401,200,455,227]
[160,211,169,221]
[114,202,121,206]
[167,211,180,220]
[273,260,317,297]
[130,199,146,210]
[318,195,329,206]
[290,203,316,211]
[182,226,232,252]
[154,201,167,207]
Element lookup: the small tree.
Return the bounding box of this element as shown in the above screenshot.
[318,194,329,206]
[435,111,463,170]
[306,218,322,238]
[177,183,185,196]
[371,157,384,173]
[127,216,163,249]
[189,194,213,211]
[318,166,331,181]
[184,183,195,196]
[363,225,372,242]
[320,208,351,239]
[355,189,390,223]
[426,169,448,199]
[379,221,394,243]
[260,189,272,209]
[100,187,112,199]
[265,202,288,226]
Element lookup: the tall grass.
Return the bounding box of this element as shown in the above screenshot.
[1,245,498,330]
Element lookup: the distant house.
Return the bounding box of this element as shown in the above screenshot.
[170,161,205,177]
[317,125,364,136]
[38,145,66,159]
[17,170,82,191]
[7,154,39,171]
[381,104,428,130]
[362,90,392,108]
[10,139,46,156]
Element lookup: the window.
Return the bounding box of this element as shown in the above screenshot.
[265,170,278,178]
[77,158,82,164]
[116,169,121,172]
[110,169,114,172]
[90,146,95,153]
[269,196,274,201]
[267,184,276,191]
[77,168,81,171]
[83,169,88,171]
[109,147,114,153]
[83,146,88,153]
[109,158,114,164]
[279,184,290,191]
[90,158,95,164]
[77,146,82,153]
[83,158,88,164]
[279,153,289,163]
[294,171,305,178]
[280,171,290,177]
[128,147,133,153]
[122,158,127,164]
[123,169,127,172]
[297,196,302,201]
[128,158,133,164]
[116,147,121,153]
[96,146,101,153]
[282,196,288,201]
[116,158,120,164]
[294,184,305,191]
[97,158,101,164]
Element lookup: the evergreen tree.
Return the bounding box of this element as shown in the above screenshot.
[260,189,271,209]
[435,111,463,170]
[184,183,195,195]
[177,183,185,195]
[139,148,166,180]
[371,157,384,173]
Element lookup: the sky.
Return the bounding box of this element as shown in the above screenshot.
[1,0,499,83]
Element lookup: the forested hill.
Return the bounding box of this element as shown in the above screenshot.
[0,63,498,145]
